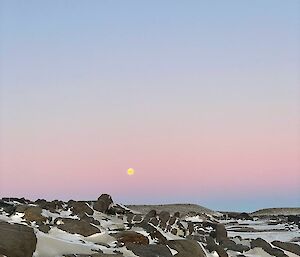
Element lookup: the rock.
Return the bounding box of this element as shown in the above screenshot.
[2,197,30,204]
[149,217,159,226]
[0,200,16,215]
[188,222,195,234]
[107,204,129,215]
[221,239,250,252]
[135,222,167,244]
[126,243,173,257]
[78,213,100,225]
[64,254,123,257]
[94,194,113,213]
[287,215,300,224]
[215,223,227,243]
[159,211,170,228]
[133,214,143,222]
[112,231,149,245]
[206,236,228,257]
[251,238,288,257]
[166,240,206,257]
[35,199,63,212]
[57,218,101,236]
[38,224,51,233]
[143,210,157,222]
[0,221,37,257]
[169,215,177,225]
[68,201,93,215]
[272,241,300,256]
[24,206,47,223]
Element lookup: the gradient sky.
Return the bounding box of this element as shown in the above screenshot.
[0,1,300,211]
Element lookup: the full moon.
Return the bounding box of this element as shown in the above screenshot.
[127,168,135,176]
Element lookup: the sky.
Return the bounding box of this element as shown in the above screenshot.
[0,0,300,212]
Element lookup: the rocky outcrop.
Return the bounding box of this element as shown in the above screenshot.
[94,194,113,213]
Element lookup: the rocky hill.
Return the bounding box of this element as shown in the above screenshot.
[126,203,222,217]
[251,207,300,216]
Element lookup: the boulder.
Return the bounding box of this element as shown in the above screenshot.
[206,236,228,257]
[35,199,63,212]
[0,221,37,257]
[215,223,227,243]
[57,218,101,236]
[126,243,173,257]
[94,194,113,213]
[251,238,288,257]
[272,241,300,256]
[166,240,206,257]
[221,238,250,252]
[159,211,170,229]
[68,201,93,215]
[0,200,16,215]
[112,231,149,245]
[24,206,47,223]
[134,222,167,244]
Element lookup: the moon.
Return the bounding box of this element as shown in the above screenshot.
[127,168,135,176]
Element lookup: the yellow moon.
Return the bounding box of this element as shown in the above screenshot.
[127,168,135,176]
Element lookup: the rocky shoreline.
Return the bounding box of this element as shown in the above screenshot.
[0,194,299,257]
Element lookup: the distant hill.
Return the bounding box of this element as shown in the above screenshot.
[125,203,222,217]
[251,207,300,216]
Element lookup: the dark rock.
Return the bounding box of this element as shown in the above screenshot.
[35,199,63,212]
[272,241,300,256]
[149,217,159,226]
[0,200,16,215]
[68,201,93,215]
[188,222,195,234]
[2,197,30,204]
[169,216,177,225]
[107,204,128,215]
[38,224,51,233]
[251,238,288,257]
[166,239,206,257]
[134,222,167,244]
[0,221,37,257]
[125,213,134,224]
[205,237,228,257]
[143,210,157,222]
[215,223,227,243]
[133,214,143,222]
[111,231,149,245]
[126,243,173,257]
[64,254,122,257]
[94,194,113,213]
[78,213,100,225]
[174,212,180,217]
[186,234,206,243]
[57,218,101,236]
[287,215,300,224]
[221,238,250,252]
[159,211,170,229]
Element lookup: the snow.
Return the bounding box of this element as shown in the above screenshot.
[184,215,204,222]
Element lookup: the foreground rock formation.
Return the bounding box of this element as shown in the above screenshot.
[0,195,299,257]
